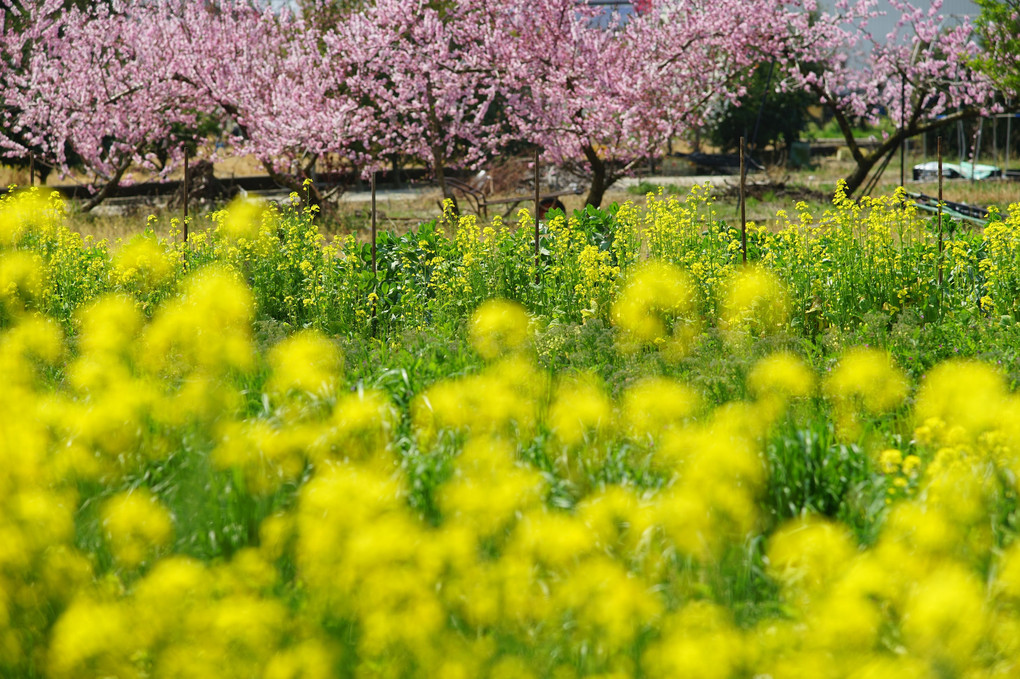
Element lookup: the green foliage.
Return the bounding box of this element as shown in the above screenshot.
[974,0,1020,95]
[708,62,817,153]
[8,183,1020,677]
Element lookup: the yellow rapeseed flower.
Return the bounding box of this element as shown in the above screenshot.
[611,260,699,359]
[267,329,342,397]
[469,299,531,360]
[101,489,174,568]
[718,266,790,342]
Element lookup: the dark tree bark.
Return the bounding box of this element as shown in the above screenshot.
[583,144,608,208]
[813,83,987,196]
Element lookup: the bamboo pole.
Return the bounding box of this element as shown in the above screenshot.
[900,74,906,188]
[183,150,190,244]
[371,170,378,334]
[534,146,541,283]
[740,136,747,264]
[371,171,377,276]
[938,136,944,288]
[1007,106,1013,174]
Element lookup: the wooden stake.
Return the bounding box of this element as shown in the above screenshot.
[973,118,983,185]
[183,150,190,244]
[740,136,747,264]
[1007,106,1013,175]
[993,114,999,177]
[900,74,906,188]
[371,171,377,276]
[534,146,541,283]
[371,170,378,335]
[938,136,944,287]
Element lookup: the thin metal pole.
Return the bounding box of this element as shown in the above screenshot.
[938,136,944,288]
[973,118,983,185]
[740,136,747,264]
[534,146,541,283]
[371,170,378,335]
[900,73,906,188]
[183,150,190,243]
[958,120,965,166]
[994,114,999,178]
[1007,107,1013,174]
[371,171,377,275]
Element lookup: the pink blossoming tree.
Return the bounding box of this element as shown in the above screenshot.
[487,0,790,207]
[774,0,1004,195]
[2,0,199,208]
[324,0,507,209]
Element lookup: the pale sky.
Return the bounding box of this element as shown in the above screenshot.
[823,0,980,41]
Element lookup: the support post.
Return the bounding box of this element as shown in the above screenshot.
[994,114,1000,178]
[371,171,377,276]
[1007,107,1013,175]
[371,170,378,334]
[938,136,944,288]
[740,136,747,264]
[534,146,541,283]
[183,150,190,244]
[900,73,906,188]
[973,119,983,185]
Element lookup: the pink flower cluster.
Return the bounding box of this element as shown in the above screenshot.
[0,0,1003,204]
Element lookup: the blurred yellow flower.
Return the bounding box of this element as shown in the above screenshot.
[469,299,531,360]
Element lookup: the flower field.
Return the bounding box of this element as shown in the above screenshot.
[5,184,1020,677]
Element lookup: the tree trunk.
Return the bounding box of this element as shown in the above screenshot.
[425,80,458,214]
[81,156,135,212]
[583,145,608,208]
[842,147,891,196]
[260,157,325,207]
[814,82,988,197]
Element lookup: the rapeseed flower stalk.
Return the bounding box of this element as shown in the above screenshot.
[718,265,790,345]
[574,244,619,322]
[266,329,342,397]
[0,250,44,321]
[469,298,531,360]
[547,372,613,447]
[914,360,1005,444]
[0,188,59,246]
[440,436,544,539]
[643,602,743,679]
[747,351,814,411]
[218,195,268,242]
[612,259,700,359]
[620,377,699,441]
[824,347,908,437]
[101,488,174,568]
[110,232,176,298]
[767,515,857,603]
[413,355,547,444]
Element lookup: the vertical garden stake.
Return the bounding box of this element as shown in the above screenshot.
[1007,105,1013,175]
[740,136,747,264]
[371,170,378,335]
[994,114,999,175]
[371,171,377,276]
[938,136,944,288]
[534,146,541,284]
[183,150,190,244]
[900,74,906,189]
